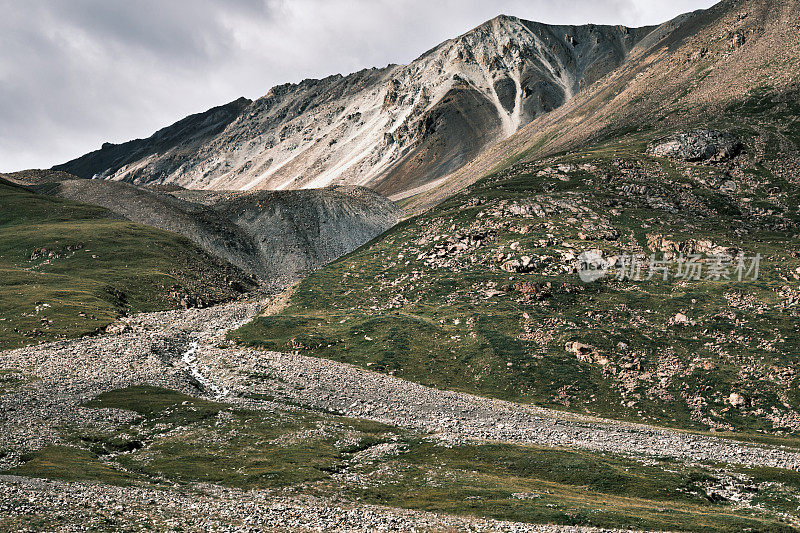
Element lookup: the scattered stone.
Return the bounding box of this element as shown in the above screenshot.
[648,130,742,162]
[566,341,600,364]
[671,313,693,326]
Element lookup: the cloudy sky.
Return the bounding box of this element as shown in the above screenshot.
[0,0,718,172]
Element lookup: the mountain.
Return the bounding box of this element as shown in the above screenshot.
[5,170,400,284]
[54,16,653,199]
[402,0,800,213]
[231,0,800,436]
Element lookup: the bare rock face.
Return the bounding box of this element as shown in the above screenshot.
[648,130,742,162]
[54,16,654,199]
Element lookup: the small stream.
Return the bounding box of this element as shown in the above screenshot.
[181,341,229,399]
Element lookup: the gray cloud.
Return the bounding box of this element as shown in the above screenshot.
[0,0,718,171]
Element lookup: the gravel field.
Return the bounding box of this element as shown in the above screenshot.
[0,475,644,532]
[1,293,798,530]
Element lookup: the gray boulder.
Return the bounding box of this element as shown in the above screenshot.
[648,130,741,162]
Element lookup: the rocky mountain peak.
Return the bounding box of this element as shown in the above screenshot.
[54,15,654,198]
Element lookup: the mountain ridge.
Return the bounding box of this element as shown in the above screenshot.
[54,15,654,198]
[399,0,800,214]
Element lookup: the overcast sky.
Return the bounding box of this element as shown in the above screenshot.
[0,0,718,172]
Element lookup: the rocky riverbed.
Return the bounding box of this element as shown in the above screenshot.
[1,292,799,530]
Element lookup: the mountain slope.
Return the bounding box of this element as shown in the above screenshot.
[401,0,800,213]
[40,178,270,278]
[170,187,402,281]
[229,0,800,437]
[54,17,653,198]
[0,180,254,349]
[12,172,401,284]
[53,98,252,183]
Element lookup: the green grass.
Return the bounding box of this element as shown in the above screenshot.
[0,182,249,350]
[6,446,132,486]
[350,441,797,532]
[230,118,800,441]
[77,386,399,489]
[83,385,228,425]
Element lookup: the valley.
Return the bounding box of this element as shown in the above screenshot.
[3,0,800,531]
[3,294,800,531]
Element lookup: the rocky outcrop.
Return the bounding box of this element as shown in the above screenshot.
[54,17,654,199]
[648,130,742,162]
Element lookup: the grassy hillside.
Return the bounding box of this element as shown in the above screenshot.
[231,83,800,437]
[0,179,253,349]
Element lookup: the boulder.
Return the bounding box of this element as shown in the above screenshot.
[671,313,693,326]
[729,32,746,50]
[566,341,600,364]
[648,130,741,162]
[104,322,130,335]
[728,392,747,409]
